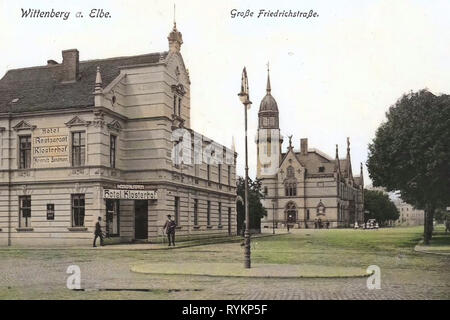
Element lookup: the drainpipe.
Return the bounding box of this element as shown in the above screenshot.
[7,112,12,246]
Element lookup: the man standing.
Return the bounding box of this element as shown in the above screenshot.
[163,214,177,246]
[93,216,104,247]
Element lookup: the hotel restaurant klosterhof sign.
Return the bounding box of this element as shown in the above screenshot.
[103,184,157,200]
[33,127,70,167]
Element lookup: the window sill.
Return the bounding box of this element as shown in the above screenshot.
[206,225,213,229]
[218,225,223,229]
[67,227,88,232]
[193,225,200,229]
[16,227,33,232]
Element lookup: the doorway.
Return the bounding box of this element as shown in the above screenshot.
[106,199,120,237]
[134,200,148,240]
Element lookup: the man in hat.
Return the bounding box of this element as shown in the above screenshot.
[163,214,177,246]
[93,216,104,247]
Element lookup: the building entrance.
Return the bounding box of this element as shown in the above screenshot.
[134,200,148,240]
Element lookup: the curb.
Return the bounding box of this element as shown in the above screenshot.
[414,240,450,256]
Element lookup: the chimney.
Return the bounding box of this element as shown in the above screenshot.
[300,138,308,155]
[61,49,79,82]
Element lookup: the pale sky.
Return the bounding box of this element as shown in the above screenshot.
[1,0,449,183]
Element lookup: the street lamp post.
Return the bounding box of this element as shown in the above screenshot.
[238,67,252,269]
[272,199,276,235]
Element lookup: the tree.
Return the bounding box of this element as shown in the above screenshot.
[367,90,450,244]
[363,189,399,226]
[236,176,267,234]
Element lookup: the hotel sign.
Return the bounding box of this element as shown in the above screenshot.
[32,127,70,167]
[103,189,157,200]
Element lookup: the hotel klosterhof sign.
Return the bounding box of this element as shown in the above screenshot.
[32,127,70,167]
[103,184,158,200]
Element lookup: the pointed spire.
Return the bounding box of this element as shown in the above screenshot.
[231,135,236,152]
[346,137,353,179]
[94,66,102,93]
[360,162,364,185]
[266,61,271,94]
[168,7,183,53]
[347,137,350,154]
[173,3,176,29]
[334,144,341,173]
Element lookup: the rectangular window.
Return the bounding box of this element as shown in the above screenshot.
[218,202,222,226]
[174,197,180,225]
[193,199,198,226]
[110,135,116,168]
[228,165,231,185]
[71,132,85,167]
[19,196,31,227]
[178,98,182,116]
[207,165,211,185]
[207,200,211,226]
[218,164,222,184]
[46,204,55,220]
[194,164,199,184]
[71,194,85,227]
[173,95,177,114]
[19,135,31,169]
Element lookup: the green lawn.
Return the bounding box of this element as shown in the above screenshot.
[0,226,448,300]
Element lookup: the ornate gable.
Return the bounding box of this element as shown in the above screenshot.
[65,116,91,128]
[13,120,36,131]
[107,120,122,132]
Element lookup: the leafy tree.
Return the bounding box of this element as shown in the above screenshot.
[364,189,399,226]
[236,176,267,234]
[434,208,449,224]
[367,90,450,244]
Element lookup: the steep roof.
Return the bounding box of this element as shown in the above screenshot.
[0,51,168,113]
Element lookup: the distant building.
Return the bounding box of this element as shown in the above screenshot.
[256,69,364,229]
[394,200,424,226]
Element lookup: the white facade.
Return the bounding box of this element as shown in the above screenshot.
[0,24,237,246]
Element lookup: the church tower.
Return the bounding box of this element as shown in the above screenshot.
[256,65,283,177]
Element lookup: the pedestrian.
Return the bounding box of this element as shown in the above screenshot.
[93,216,104,247]
[287,223,290,233]
[326,221,330,229]
[163,214,177,246]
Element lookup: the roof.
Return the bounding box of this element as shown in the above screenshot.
[0,51,168,113]
[259,93,278,113]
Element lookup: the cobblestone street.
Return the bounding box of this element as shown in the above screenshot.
[1,228,449,300]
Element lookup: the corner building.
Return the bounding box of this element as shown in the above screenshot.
[256,70,364,229]
[0,24,237,246]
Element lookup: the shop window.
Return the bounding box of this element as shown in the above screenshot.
[207,200,211,225]
[174,197,180,225]
[193,199,199,226]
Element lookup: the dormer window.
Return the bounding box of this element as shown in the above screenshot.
[318,166,325,173]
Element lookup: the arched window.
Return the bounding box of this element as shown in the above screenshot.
[284,183,297,196]
[285,202,297,223]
